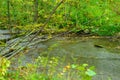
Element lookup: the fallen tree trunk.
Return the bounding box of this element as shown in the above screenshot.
[0,0,65,59]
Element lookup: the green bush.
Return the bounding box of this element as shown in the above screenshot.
[0,57,10,80]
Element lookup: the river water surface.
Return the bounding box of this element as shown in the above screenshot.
[8,36,120,80]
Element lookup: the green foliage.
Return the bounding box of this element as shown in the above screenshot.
[0,0,120,35]
[0,41,6,47]
[0,57,10,80]
[6,57,96,80]
[95,25,120,36]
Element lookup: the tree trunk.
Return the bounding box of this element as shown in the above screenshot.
[7,0,11,27]
[33,0,38,23]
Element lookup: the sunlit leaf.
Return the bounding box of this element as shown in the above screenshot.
[82,64,88,67]
[71,64,77,69]
[85,69,96,76]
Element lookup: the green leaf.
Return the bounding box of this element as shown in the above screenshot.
[71,64,77,69]
[82,64,88,67]
[85,69,96,76]
[0,77,5,80]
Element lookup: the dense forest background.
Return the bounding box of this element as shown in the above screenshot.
[0,0,120,36]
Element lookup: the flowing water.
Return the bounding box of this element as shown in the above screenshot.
[0,30,11,40]
[0,29,120,80]
[10,36,120,80]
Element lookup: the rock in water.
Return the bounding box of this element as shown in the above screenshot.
[94,44,103,48]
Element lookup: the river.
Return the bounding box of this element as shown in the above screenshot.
[0,30,120,80]
[9,36,120,80]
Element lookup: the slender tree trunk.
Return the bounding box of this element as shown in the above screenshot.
[33,0,38,23]
[7,0,12,35]
[7,0,11,27]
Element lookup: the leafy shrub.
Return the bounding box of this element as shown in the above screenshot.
[0,0,120,35]
[0,57,10,80]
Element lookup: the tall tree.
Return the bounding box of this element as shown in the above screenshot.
[33,0,38,23]
[7,0,10,26]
